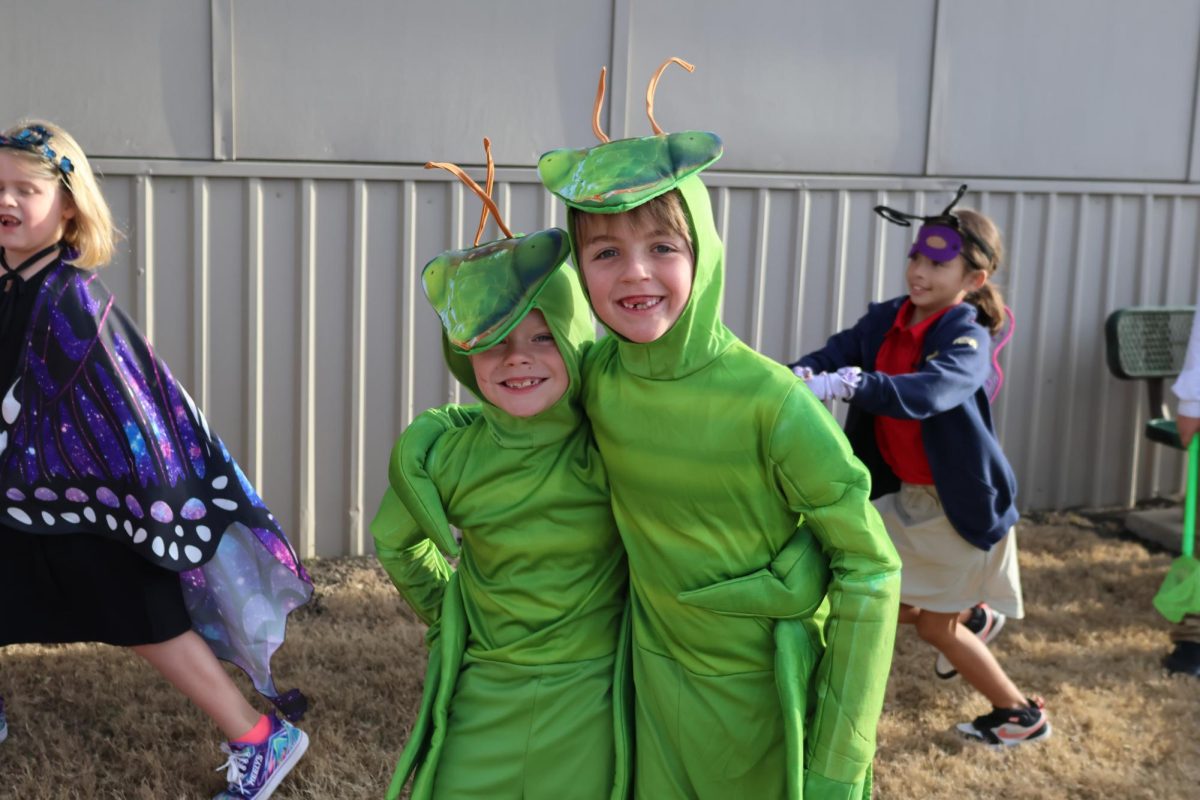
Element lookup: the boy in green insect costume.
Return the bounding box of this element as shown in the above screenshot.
[538,60,902,799]
[371,149,629,800]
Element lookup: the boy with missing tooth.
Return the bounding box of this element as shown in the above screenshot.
[537,61,901,799]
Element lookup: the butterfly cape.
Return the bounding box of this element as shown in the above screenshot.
[0,261,311,717]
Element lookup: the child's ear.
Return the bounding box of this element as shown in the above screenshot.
[61,193,77,220]
[966,268,988,292]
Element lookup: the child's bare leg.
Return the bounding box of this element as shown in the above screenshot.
[914,609,1026,709]
[898,604,971,626]
[132,630,261,740]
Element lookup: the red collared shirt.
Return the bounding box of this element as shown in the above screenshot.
[873,300,954,484]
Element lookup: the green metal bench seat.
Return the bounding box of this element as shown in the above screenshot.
[1104,306,1195,451]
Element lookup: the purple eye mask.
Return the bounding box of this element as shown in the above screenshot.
[908,224,963,262]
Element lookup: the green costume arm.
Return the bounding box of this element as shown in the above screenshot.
[370,406,480,625]
[769,384,902,794]
[371,490,452,627]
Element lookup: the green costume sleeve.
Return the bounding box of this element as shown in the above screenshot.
[769,384,902,795]
[370,406,480,625]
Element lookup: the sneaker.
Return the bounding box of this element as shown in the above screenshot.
[1163,640,1200,677]
[213,716,308,799]
[0,696,7,744]
[956,696,1051,748]
[935,603,1007,679]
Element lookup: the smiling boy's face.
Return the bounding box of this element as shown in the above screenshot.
[576,206,694,344]
[469,309,568,417]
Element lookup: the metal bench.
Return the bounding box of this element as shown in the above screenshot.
[1104,306,1195,450]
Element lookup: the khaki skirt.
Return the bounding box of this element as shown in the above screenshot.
[874,483,1024,619]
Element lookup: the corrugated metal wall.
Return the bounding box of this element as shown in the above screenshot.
[88,160,1198,557]
[6,0,1200,556]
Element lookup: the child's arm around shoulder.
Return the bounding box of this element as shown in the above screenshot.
[852,307,990,420]
[768,382,902,793]
[370,404,481,626]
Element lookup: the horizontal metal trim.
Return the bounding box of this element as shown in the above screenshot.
[90,158,1200,197]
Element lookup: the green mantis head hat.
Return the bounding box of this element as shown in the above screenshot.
[421,140,593,408]
[537,58,723,216]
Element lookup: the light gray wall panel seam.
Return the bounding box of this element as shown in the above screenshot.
[245,179,264,489]
[750,188,771,352]
[191,178,211,411]
[135,176,154,339]
[787,190,811,359]
[348,180,369,555]
[297,179,318,559]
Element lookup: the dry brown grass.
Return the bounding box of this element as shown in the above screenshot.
[1,515,1197,799]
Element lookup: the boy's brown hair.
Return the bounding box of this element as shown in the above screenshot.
[571,189,692,252]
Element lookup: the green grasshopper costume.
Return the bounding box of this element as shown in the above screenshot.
[539,76,901,798]
[370,211,630,799]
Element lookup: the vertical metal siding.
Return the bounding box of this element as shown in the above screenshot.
[89,162,1197,557]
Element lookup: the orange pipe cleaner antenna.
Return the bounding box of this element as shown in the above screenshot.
[592,66,610,143]
[646,57,694,135]
[473,137,496,246]
[425,156,514,241]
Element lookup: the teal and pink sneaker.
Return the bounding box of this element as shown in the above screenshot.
[213,716,308,799]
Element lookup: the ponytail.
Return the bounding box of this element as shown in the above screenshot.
[966,282,1005,336]
[955,208,1007,336]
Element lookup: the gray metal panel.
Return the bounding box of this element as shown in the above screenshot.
[83,160,1198,557]
[232,0,612,166]
[622,0,936,174]
[930,0,1200,179]
[0,2,213,158]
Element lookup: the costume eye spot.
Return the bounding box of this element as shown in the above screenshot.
[927,235,947,249]
[6,507,32,525]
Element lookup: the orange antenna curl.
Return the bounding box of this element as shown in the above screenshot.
[424,156,514,240]
[473,137,496,246]
[592,66,610,144]
[645,56,694,135]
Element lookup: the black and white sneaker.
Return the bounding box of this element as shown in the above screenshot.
[935,603,1006,679]
[957,696,1051,748]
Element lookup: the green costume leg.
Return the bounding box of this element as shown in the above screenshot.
[524,657,619,799]
[633,646,786,799]
[432,656,616,800]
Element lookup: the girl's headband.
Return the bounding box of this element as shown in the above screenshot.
[874,184,994,268]
[0,125,74,180]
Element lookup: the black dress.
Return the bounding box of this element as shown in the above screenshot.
[0,263,191,646]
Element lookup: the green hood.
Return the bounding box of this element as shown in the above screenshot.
[539,134,735,379]
[424,233,595,446]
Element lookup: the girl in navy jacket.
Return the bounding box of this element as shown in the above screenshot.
[791,187,1050,748]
